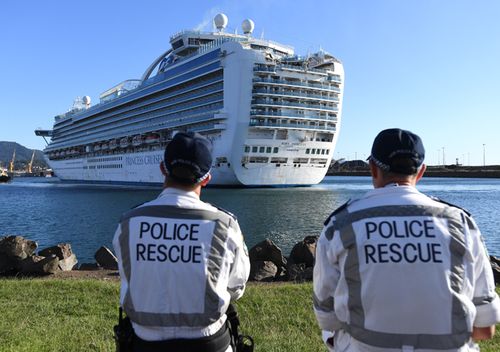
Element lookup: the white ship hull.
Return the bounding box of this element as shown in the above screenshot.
[47,144,331,186]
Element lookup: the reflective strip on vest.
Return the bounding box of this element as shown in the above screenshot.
[118,205,237,327]
[327,205,470,350]
[313,292,335,312]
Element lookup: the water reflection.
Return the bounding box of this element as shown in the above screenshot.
[1,176,499,262]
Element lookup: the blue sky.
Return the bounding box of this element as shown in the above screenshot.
[1,0,499,165]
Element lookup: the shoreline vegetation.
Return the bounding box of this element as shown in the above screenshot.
[0,277,498,352]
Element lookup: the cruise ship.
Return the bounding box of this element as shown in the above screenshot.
[35,14,344,186]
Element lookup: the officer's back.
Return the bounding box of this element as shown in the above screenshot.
[113,132,250,352]
[313,129,500,352]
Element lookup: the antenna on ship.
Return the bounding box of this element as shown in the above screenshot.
[242,19,255,37]
[214,13,228,33]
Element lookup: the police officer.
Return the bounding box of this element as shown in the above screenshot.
[113,131,250,352]
[313,128,500,352]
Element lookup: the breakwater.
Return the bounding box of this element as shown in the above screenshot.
[328,166,500,178]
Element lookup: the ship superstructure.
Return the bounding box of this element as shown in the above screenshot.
[35,14,344,186]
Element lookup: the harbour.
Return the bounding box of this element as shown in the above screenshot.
[1,176,499,263]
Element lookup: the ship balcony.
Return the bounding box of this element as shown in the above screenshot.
[253,65,276,73]
[253,63,329,75]
[249,119,336,132]
[278,63,328,75]
[253,78,341,93]
[327,74,342,83]
[46,109,225,151]
[250,110,338,122]
[251,99,339,113]
[252,88,340,103]
[35,129,53,137]
[188,122,226,133]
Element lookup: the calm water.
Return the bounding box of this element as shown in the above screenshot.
[1,176,499,262]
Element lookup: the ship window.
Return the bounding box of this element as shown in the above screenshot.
[306,149,310,154]
[252,146,258,153]
[244,146,250,153]
[312,149,316,154]
[172,39,184,49]
[321,149,326,155]
[273,147,279,153]
[259,147,265,153]
[266,147,272,153]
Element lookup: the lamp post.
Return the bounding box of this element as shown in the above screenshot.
[442,147,445,167]
[483,144,486,167]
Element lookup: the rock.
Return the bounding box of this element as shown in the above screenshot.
[249,239,287,277]
[490,255,500,266]
[249,260,278,282]
[78,263,103,271]
[491,258,500,286]
[287,263,314,282]
[288,235,318,268]
[0,235,37,260]
[0,255,18,274]
[94,246,118,270]
[58,253,78,271]
[19,255,60,275]
[39,243,73,260]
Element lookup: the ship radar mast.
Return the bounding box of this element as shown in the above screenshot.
[214,13,228,32]
[82,95,91,108]
[242,19,255,36]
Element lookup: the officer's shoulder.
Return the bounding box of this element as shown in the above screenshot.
[120,201,149,221]
[429,196,471,216]
[211,204,238,221]
[323,200,351,226]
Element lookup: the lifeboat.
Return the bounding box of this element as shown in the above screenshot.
[101,143,109,151]
[145,133,160,145]
[132,135,144,147]
[120,137,130,148]
[109,140,118,150]
[94,144,101,152]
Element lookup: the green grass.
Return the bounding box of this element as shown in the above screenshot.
[0,279,498,351]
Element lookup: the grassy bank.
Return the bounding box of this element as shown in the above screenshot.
[0,279,498,351]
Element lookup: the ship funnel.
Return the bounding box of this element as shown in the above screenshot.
[242,19,254,35]
[214,13,228,32]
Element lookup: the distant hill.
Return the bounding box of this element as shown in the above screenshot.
[0,141,48,170]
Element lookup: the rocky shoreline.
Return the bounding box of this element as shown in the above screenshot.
[2,234,500,286]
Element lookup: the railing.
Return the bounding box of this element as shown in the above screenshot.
[249,120,336,131]
[253,78,341,92]
[252,88,340,102]
[328,75,342,83]
[252,99,339,112]
[250,110,338,122]
[279,63,328,74]
[253,63,330,75]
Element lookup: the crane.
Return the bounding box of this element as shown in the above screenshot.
[27,150,35,174]
[8,149,16,173]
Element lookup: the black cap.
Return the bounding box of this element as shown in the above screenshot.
[164,132,213,184]
[368,128,425,175]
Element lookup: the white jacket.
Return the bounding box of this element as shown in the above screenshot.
[313,184,500,352]
[113,187,250,342]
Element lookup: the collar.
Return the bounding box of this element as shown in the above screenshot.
[158,187,200,200]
